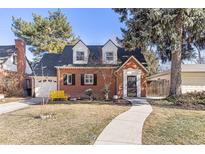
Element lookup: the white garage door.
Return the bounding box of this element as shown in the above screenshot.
[35,78,57,97]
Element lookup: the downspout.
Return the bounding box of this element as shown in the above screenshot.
[57,67,60,90]
[114,71,118,96]
[32,77,35,97]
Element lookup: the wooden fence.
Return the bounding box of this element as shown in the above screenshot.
[147,79,170,97]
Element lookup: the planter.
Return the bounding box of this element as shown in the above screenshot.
[113,95,119,102]
[113,95,118,100]
[70,97,77,101]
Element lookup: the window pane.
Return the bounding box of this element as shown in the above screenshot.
[68,75,72,84]
[76,51,84,61]
[64,74,72,85]
[84,74,94,84]
[13,55,17,64]
[106,52,114,61]
[63,74,67,85]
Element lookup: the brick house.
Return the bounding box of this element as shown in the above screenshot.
[0,39,33,96]
[32,40,148,98]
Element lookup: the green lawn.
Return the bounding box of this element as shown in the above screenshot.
[142,100,205,144]
[0,102,130,144]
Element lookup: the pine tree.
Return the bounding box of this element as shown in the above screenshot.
[114,8,205,97]
[12,9,79,57]
[142,49,159,75]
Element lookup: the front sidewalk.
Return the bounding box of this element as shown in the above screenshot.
[0,98,41,115]
[94,98,152,145]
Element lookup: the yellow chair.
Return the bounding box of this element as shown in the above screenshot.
[50,90,69,101]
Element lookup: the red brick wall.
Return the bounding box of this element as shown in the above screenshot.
[0,39,28,96]
[115,57,147,97]
[15,39,26,88]
[58,58,147,99]
[58,67,116,99]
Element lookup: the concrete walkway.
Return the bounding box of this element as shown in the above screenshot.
[94,98,152,145]
[0,98,41,115]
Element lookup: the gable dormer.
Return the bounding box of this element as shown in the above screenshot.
[72,40,89,64]
[102,40,118,64]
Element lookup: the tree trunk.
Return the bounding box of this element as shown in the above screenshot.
[197,48,202,64]
[169,11,183,97]
[170,49,182,97]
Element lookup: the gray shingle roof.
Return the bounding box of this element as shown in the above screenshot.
[0,45,16,64]
[33,45,147,76]
[33,54,62,76]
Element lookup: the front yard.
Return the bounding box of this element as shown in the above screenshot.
[142,100,205,144]
[0,102,130,144]
[0,97,27,104]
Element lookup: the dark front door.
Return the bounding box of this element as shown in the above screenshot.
[127,76,137,97]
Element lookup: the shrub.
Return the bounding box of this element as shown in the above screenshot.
[168,91,205,105]
[0,73,24,97]
[84,89,93,101]
[102,84,110,100]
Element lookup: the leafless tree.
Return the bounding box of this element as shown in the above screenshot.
[0,71,23,97]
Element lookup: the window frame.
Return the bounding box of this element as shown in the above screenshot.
[105,51,114,62]
[84,74,94,85]
[13,54,17,65]
[76,51,85,61]
[63,74,73,85]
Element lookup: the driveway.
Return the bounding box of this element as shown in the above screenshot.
[94,98,152,145]
[0,98,41,115]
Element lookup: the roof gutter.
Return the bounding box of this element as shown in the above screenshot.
[55,66,117,69]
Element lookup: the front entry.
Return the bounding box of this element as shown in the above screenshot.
[127,76,137,97]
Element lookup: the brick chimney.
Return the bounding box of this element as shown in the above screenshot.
[15,39,26,88]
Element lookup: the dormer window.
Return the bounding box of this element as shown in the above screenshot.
[105,52,114,61]
[76,51,85,61]
[73,40,89,64]
[102,40,118,64]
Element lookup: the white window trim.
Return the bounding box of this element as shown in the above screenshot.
[105,51,114,62]
[123,69,141,97]
[84,74,94,85]
[76,51,85,61]
[64,74,72,85]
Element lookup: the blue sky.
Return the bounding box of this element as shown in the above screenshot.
[0,8,123,60]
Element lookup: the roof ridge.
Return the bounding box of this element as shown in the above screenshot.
[65,44,104,47]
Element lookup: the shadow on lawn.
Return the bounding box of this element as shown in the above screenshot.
[3,112,36,118]
[147,99,205,111]
[47,100,132,107]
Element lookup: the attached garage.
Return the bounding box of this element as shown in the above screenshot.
[31,53,61,98]
[33,77,57,97]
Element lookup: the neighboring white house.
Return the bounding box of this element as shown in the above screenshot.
[1,53,32,74]
[148,64,205,93]
[0,43,32,75]
[0,39,33,96]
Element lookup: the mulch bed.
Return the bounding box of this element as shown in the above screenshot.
[47,99,131,106]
